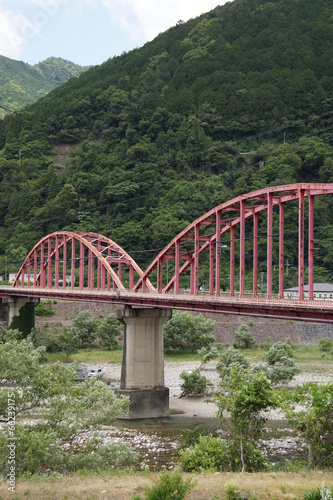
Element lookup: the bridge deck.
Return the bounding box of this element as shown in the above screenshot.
[1,286,333,324]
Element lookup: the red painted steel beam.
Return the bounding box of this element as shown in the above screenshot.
[215,211,221,296]
[267,192,273,299]
[239,199,246,297]
[253,212,258,297]
[298,188,305,300]
[279,203,285,299]
[308,194,314,300]
[230,225,235,296]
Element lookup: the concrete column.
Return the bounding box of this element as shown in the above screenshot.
[1,297,39,335]
[116,308,172,419]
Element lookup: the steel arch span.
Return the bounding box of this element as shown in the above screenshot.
[134,183,333,300]
[13,231,155,292]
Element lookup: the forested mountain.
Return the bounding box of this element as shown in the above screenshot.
[0,0,333,289]
[0,56,89,119]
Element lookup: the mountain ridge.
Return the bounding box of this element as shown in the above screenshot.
[0,55,89,119]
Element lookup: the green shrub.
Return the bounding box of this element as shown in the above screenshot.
[198,345,222,365]
[216,346,250,383]
[179,425,209,450]
[144,470,195,500]
[266,341,294,364]
[225,483,242,500]
[264,341,300,384]
[34,300,55,317]
[163,311,215,352]
[233,324,256,349]
[303,483,333,500]
[179,434,229,472]
[260,337,272,350]
[179,435,267,473]
[318,337,333,352]
[179,368,211,396]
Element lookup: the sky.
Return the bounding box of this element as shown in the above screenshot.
[0,0,228,67]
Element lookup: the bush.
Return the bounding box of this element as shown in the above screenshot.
[318,337,333,352]
[303,483,333,500]
[225,483,242,500]
[180,368,211,396]
[266,341,294,364]
[282,383,333,468]
[34,300,55,317]
[198,345,222,366]
[179,435,267,473]
[163,311,215,352]
[144,470,195,500]
[265,342,300,384]
[97,313,123,350]
[233,324,256,349]
[216,346,250,383]
[179,434,230,472]
[179,425,209,449]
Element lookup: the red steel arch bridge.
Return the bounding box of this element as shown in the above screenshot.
[2,183,333,324]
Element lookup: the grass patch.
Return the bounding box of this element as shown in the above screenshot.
[165,349,201,361]
[1,471,332,500]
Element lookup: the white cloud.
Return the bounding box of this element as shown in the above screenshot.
[0,0,225,63]
[100,0,223,42]
[0,7,28,58]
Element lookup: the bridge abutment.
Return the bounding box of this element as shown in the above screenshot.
[116,307,172,419]
[0,297,39,336]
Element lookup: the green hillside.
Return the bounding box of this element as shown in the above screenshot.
[0,0,333,288]
[0,56,89,119]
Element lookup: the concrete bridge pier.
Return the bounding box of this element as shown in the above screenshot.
[116,308,172,419]
[0,297,39,335]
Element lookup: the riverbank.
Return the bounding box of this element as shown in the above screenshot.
[1,471,332,499]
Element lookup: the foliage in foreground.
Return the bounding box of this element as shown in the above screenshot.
[216,367,277,472]
[303,483,333,500]
[0,339,135,476]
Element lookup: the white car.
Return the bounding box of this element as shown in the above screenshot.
[87,369,102,378]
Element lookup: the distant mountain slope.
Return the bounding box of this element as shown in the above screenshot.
[0,56,89,119]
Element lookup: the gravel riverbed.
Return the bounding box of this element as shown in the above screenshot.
[77,359,333,470]
[82,359,333,420]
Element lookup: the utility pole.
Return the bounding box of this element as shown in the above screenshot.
[286,259,290,275]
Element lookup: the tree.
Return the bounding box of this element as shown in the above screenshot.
[0,339,134,475]
[163,311,215,352]
[71,310,99,348]
[264,341,300,384]
[97,313,123,350]
[216,346,250,384]
[282,383,333,468]
[233,324,256,349]
[216,368,277,472]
